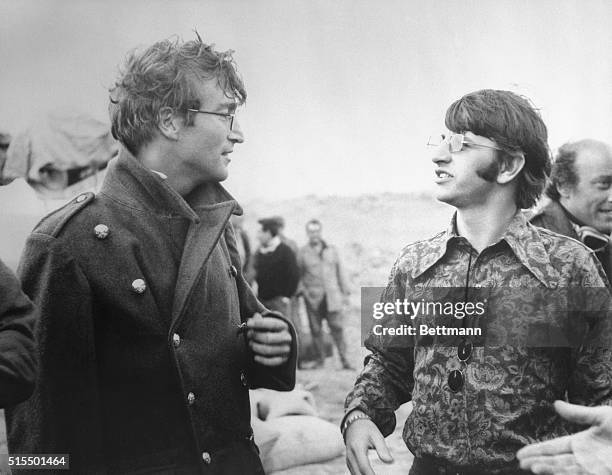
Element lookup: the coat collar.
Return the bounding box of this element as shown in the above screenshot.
[101,147,246,327]
[531,200,579,240]
[409,210,557,287]
[100,147,243,222]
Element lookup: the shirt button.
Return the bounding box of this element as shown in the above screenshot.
[202,452,211,464]
[240,371,248,387]
[93,224,110,239]
[75,194,88,203]
[229,265,237,277]
[187,392,196,405]
[172,333,181,348]
[131,279,146,294]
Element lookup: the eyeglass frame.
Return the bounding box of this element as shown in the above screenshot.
[187,108,236,131]
[427,133,504,153]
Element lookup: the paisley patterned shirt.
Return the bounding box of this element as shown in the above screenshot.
[346,211,612,469]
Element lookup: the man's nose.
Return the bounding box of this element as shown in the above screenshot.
[431,144,451,164]
[228,119,244,143]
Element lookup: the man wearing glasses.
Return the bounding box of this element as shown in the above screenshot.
[531,139,612,283]
[343,89,612,474]
[6,35,296,474]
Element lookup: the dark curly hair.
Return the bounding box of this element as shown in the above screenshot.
[445,89,551,209]
[109,33,246,155]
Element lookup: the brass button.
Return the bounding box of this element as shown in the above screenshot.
[75,194,87,203]
[202,452,211,464]
[131,279,146,294]
[94,224,109,240]
[172,333,181,348]
[187,392,195,405]
[229,265,237,277]
[240,371,248,387]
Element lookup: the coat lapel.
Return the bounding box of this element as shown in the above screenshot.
[170,201,235,328]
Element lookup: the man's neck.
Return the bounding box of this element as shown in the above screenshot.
[137,142,198,197]
[455,201,518,253]
[309,240,323,249]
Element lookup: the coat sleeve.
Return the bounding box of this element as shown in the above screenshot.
[343,258,414,437]
[225,226,297,391]
[5,233,107,474]
[0,259,37,407]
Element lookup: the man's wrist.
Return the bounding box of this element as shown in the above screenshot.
[341,410,371,440]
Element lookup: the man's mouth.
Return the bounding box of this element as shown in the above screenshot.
[435,169,453,179]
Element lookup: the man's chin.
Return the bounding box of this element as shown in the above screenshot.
[434,191,454,206]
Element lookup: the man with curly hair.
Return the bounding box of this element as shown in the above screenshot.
[343,90,612,474]
[6,35,296,474]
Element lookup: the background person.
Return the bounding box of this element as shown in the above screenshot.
[254,217,300,316]
[298,219,353,370]
[531,139,612,282]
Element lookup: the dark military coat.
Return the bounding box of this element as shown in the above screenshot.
[0,259,37,407]
[6,150,296,474]
[531,200,612,284]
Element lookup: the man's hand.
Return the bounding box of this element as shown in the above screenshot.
[345,413,393,475]
[246,312,292,366]
[517,401,612,475]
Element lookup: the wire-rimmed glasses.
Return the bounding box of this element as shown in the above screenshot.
[427,133,503,153]
[187,109,235,131]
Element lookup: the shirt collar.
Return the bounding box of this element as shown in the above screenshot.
[408,210,557,287]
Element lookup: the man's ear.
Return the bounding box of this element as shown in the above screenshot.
[157,107,180,140]
[497,152,525,185]
[556,182,572,199]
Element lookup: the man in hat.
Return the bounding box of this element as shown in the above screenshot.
[7,35,296,474]
[531,139,612,282]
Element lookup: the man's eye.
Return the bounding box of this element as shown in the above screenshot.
[596,181,611,189]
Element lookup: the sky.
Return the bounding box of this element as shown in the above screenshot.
[1,0,611,202]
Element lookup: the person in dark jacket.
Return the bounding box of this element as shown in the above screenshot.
[530,139,612,282]
[253,217,300,316]
[0,258,37,407]
[6,34,296,475]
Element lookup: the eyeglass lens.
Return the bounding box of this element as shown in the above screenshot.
[448,339,473,392]
[448,134,464,153]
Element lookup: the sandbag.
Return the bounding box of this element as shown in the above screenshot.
[250,388,317,420]
[260,415,344,473]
